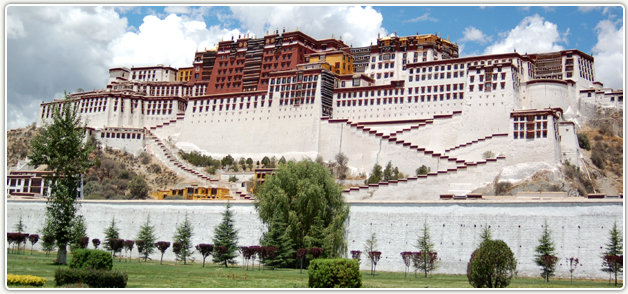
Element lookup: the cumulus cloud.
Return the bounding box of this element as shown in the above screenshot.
[109,14,241,68]
[164,6,192,14]
[459,26,492,44]
[229,6,387,47]
[6,6,128,130]
[591,20,624,89]
[578,6,601,13]
[484,14,567,55]
[404,12,438,23]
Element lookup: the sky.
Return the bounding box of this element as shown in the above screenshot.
[5,5,624,130]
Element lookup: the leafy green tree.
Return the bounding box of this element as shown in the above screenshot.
[577,133,591,151]
[173,213,194,265]
[28,98,95,264]
[416,165,430,176]
[136,215,157,262]
[416,222,437,278]
[602,222,623,286]
[366,164,383,184]
[221,154,234,168]
[383,161,394,181]
[246,158,253,171]
[535,221,557,282]
[261,156,270,168]
[40,216,56,256]
[260,213,295,268]
[69,215,87,252]
[103,216,120,254]
[213,202,240,267]
[467,239,517,288]
[278,156,287,165]
[480,225,492,243]
[239,157,246,169]
[254,159,350,259]
[128,176,149,199]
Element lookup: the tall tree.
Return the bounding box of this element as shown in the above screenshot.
[173,213,194,265]
[416,222,438,278]
[383,161,394,181]
[40,215,56,257]
[260,213,295,268]
[29,97,95,264]
[136,214,157,262]
[246,158,253,171]
[254,159,349,259]
[602,222,623,286]
[103,216,120,254]
[14,216,25,232]
[213,202,240,267]
[534,221,557,282]
[29,234,40,255]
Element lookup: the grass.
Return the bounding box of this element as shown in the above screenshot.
[6,251,623,288]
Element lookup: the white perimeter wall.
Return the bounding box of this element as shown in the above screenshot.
[7,199,622,280]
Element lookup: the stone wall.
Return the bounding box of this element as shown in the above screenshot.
[7,199,622,279]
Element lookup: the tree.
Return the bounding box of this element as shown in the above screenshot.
[364,233,378,275]
[14,216,25,233]
[335,152,349,180]
[29,234,39,255]
[416,165,430,176]
[260,213,295,268]
[78,237,89,249]
[249,246,261,271]
[254,159,349,259]
[136,214,157,262]
[42,234,56,257]
[29,97,95,264]
[92,238,100,250]
[480,226,492,243]
[239,157,246,169]
[535,221,557,282]
[467,239,517,288]
[309,247,324,259]
[350,250,362,265]
[128,176,149,199]
[103,217,120,254]
[173,213,194,265]
[246,158,253,171]
[196,244,214,267]
[172,242,183,265]
[221,154,234,169]
[261,156,270,168]
[566,257,579,284]
[401,251,413,278]
[123,240,135,262]
[366,163,383,184]
[155,241,171,265]
[213,202,239,267]
[110,238,125,262]
[369,251,382,276]
[416,222,438,278]
[602,222,623,286]
[69,215,87,252]
[297,248,307,273]
[278,156,287,165]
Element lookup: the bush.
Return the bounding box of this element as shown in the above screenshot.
[148,164,162,174]
[308,258,362,288]
[494,182,513,196]
[577,133,591,150]
[69,249,113,271]
[7,274,47,287]
[416,165,430,176]
[229,176,238,182]
[482,151,496,159]
[467,240,516,288]
[55,268,127,288]
[591,144,605,169]
[139,151,151,165]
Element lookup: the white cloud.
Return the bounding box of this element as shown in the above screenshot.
[6,6,128,130]
[164,6,192,14]
[578,6,601,13]
[484,14,567,55]
[592,20,624,89]
[404,12,438,23]
[542,6,556,12]
[229,6,387,47]
[459,26,492,44]
[108,14,241,68]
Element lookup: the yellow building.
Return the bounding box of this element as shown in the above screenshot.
[176,67,193,82]
[307,51,354,75]
[152,185,232,200]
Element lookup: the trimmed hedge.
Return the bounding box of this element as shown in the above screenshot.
[308,258,362,288]
[7,274,47,287]
[69,249,113,271]
[55,268,127,288]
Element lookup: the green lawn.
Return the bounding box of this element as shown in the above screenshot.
[6,251,622,288]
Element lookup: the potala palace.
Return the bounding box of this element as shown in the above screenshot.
[36,30,623,200]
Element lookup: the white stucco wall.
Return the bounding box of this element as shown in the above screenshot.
[6,199,622,280]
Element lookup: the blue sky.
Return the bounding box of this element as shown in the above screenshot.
[6,5,624,129]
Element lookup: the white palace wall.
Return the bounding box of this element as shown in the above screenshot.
[6,199,622,280]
